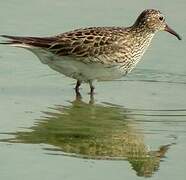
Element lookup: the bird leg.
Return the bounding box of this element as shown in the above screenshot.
[89,93,95,104]
[89,80,95,95]
[75,92,82,101]
[75,80,82,95]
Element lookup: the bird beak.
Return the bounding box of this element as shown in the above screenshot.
[164,24,182,40]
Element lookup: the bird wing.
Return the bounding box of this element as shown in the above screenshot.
[1,27,124,58]
[49,27,122,57]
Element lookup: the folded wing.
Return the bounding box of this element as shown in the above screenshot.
[1,27,123,58]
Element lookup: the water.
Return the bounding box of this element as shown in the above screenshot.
[0,0,186,179]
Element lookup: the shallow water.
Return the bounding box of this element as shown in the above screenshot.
[0,0,186,179]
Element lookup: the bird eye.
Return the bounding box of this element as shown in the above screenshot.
[159,16,164,21]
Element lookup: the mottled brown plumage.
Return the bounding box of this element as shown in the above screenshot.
[1,9,181,95]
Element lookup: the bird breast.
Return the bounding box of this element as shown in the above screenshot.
[118,33,154,73]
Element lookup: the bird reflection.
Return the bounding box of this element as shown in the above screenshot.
[2,95,173,177]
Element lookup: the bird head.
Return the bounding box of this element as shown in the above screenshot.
[134,9,181,40]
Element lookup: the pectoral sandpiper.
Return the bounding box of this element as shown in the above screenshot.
[1,9,181,95]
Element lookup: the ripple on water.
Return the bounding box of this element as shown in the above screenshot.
[1,96,185,177]
[114,68,186,85]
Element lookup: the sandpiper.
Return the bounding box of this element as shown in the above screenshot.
[1,9,181,95]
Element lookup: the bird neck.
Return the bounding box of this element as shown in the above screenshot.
[130,25,156,41]
[123,26,155,52]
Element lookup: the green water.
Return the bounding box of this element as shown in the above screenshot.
[0,0,186,179]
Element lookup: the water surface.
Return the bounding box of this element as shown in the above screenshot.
[0,0,186,180]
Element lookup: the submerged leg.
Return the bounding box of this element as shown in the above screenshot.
[76,91,82,101]
[89,93,95,104]
[88,80,95,95]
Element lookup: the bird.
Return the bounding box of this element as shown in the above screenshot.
[0,9,181,95]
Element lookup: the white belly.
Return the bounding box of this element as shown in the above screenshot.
[30,48,126,81]
[49,57,125,81]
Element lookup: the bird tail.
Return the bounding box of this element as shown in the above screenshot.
[0,35,55,48]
